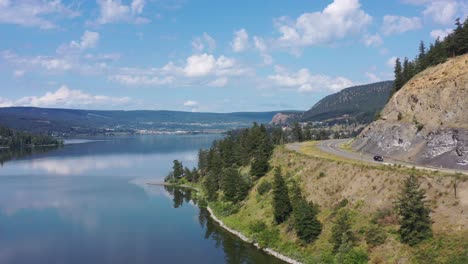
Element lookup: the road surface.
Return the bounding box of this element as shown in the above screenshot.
[287,139,468,175]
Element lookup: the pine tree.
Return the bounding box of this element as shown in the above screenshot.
[293,198,322,243]
[395,175,432,245]
[172,160,184,180]
[272,167,292,224]
[291,122,303,142]
[330,210,355,253]
[221,167,240,203]
[417,41,426,71]
[204,171,219,201]
[393,58,403,93]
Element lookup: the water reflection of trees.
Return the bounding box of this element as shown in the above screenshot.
[164,186,285,264]
[0,146,61,166]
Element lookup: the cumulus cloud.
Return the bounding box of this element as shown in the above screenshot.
[382,15,422,35]
[253,36,273,65]
[423,1,459,25]
[274,0,372,50]
[362,33,383,47]
[268,68,354,93]
[192,32,216,53]
[14,86,131,108]
[96,0,149,25]
[110,53,248,87]
[57,31,100,54]
[430,28,453,39]
[0,0,79,29]
[0,97,14,107]
[231,29,249,52]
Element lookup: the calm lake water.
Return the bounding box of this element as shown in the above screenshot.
[0,135,285,264]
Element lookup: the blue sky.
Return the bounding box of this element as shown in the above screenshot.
[0,0,466,112]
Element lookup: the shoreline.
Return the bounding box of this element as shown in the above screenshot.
[148,182,302,264]
[206,207,302,264]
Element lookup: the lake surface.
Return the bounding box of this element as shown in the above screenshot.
[0,135,285,264]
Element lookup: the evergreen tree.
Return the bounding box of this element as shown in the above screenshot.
[395,175,432,245]
[221,167,240,203]
[417,41,427,71]
[272,167,292,224]
[330,210,355,252]
[393,58,403,93]
[291,122,303,142]
[293,197,322,243]
[204,171,219,201]
[184,167,192,182]
[172,160,184,180]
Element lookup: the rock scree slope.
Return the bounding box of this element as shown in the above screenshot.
[353,54,468,170]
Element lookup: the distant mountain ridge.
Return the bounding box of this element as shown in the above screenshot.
[0,107,285,135]
[300,81,394,124]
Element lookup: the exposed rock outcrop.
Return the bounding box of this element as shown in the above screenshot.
[353,54,468,170]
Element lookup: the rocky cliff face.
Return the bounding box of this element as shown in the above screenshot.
[353,54,468,170]
[270,112,301,125]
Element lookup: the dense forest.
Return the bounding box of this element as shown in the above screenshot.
[392,17,468,94]
[0,126,63,149]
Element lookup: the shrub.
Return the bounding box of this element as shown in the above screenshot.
[211,201,240,217]
[257,180,272,195]
[365,225,387,247]
[256,227,280,248]
[249,220,267,234]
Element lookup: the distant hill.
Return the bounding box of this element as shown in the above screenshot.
[0,107,284,135]
[301,81,393,124]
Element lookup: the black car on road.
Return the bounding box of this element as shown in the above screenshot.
[373,155,384,162]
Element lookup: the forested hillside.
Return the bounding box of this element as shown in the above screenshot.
[300,81,393,124]
[392,17,468,95]
[0,126,62,149]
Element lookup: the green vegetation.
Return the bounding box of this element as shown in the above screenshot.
[392,17,468,94]
[164,123,465,263]
[301,81,393,124]
[272,167,292,224]
[0,126,62,149]
[395,175,432,246]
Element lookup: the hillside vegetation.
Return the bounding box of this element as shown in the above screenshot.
[300,81,393,124]
[0,126,62,149]
[217,146,467,263]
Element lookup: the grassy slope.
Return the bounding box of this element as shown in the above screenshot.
[213,144,468,263]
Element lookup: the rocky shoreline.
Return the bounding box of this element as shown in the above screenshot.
[206,207,302,264]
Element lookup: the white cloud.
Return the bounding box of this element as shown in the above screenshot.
[365,72,381,82]
[183,53,216,77]
[386,56,398,68]
[183,100,198,107]
[362,33,383,47]
[268,68,354,93]
[96,0,149,25]
[231,29,249,52]
[274,0,372,49]
[423,1,459,25]
[57,31,100,54]
[253,36,273,65]
[430,28,453,39]
[0,0,79,29]
[110,53,249,86]
[0,97,14,107]
[14,86,131,108]
[382,15,422,35]
[208,77,228,87]
[192,33,216,53]
[110,75,174,85]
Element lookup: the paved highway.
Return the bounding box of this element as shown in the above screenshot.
[287,139,468,175]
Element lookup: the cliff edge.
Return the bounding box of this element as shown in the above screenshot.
[353,54,468,170]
